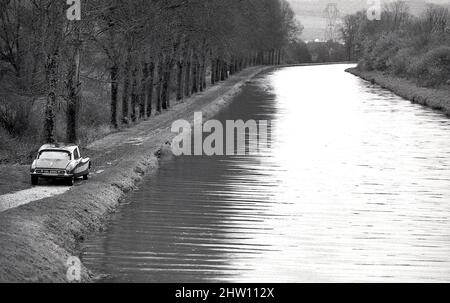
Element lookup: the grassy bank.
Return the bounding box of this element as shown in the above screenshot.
[346,67,450,117]
[0,67,269,282]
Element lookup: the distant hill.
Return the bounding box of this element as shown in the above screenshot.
[288,0,450,41]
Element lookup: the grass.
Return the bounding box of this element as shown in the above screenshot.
[347,67,450,117]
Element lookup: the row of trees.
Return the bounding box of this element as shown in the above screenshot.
[340,1,450,87]
[284,40,347,65]
[0,0,300,148]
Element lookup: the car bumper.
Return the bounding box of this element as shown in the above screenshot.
[30,171,74,178]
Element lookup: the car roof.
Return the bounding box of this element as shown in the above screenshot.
[38,144,78,153]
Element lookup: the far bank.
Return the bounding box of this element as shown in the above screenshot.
[346,68,450,117]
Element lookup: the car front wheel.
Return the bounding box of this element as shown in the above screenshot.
[31,176,38,186]
[66,176,74,186]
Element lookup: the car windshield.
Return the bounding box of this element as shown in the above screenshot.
[38,151,71,160]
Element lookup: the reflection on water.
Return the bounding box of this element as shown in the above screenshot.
[82,64,450,282]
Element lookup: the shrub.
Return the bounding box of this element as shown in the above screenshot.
[408,46,450,86]
[0,97,34,137]
[359,38,377,71]
[78,124,111,146]
[389,48,412,76]
[79,89,110,127]
[371,33,402,71]
[0,128,40,164]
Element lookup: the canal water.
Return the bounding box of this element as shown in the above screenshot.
[82,64,450,282]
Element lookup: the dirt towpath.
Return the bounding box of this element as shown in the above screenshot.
[0,66,269,282]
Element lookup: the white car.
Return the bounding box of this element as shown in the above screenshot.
[30,144,91,186]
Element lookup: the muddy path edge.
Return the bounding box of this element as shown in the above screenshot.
[346,67,450,117]
[0,66,272,282]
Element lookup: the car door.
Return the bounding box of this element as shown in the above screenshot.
[73,148,89,177]
[72,148,83,177]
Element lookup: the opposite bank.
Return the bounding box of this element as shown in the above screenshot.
[346,67,450,117]
[0,66,270,282]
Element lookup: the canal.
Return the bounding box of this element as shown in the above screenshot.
[82,64,450,282]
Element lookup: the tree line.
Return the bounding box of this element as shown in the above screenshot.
[340,1,450,87]
[0,0,300,152]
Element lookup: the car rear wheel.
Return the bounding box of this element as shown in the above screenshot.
[31,176,38,186]
[66,176,74,186]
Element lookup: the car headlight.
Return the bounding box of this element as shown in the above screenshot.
[30,160,36,172]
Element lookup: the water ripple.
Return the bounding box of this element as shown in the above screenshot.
[82,64,450,283]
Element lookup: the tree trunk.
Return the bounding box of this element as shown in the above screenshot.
[176,59,183,100]
[110,64,119,128]
[184,49,191,97]
[211,58,216,85]
[191,53,198,94]
[198,60,203,92]
[177,40,190,101]
[122,50,132,124]
[216,59,220,82]
[43,51,59,144]
[226,61,229,78]
[229,58,235,75]
[107,7,119,128]
[66,22,81,144]
[66,50,80,143]
[216,58,221,82]
[162,55,174,110]
[201,53,207,90]
[220,60,226,81]
[141,61,148,119]
[146,60,154,118]
[156,55,163,112]
[197,60,203,92]
[130,66,138,122]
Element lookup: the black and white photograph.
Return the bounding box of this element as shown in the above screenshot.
[1,0,450,290]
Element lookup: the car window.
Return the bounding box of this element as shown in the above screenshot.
[74,148,80,160]
[39,151,71,160]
